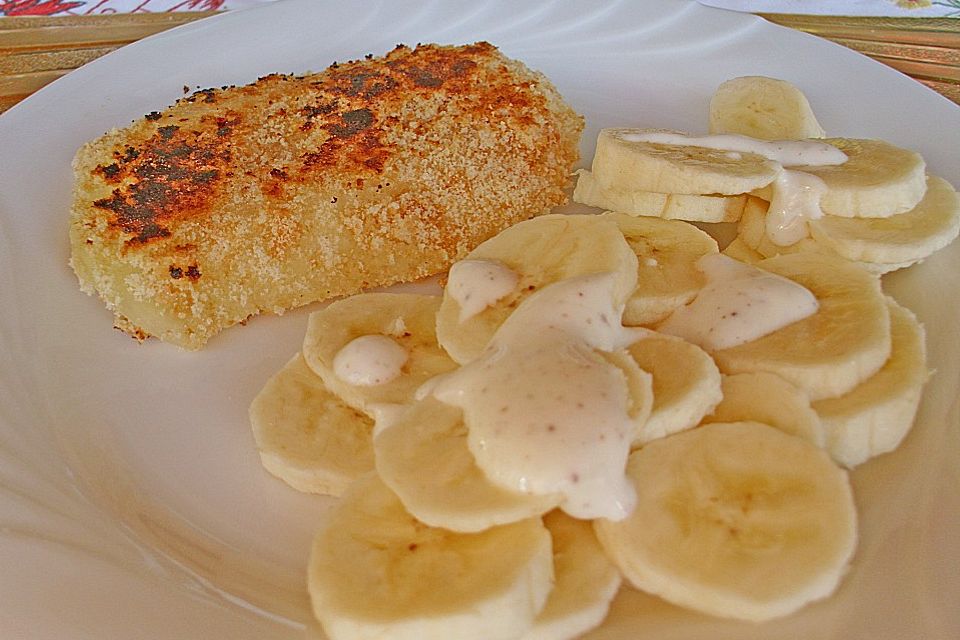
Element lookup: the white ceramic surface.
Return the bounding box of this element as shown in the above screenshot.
[0,1,957,638]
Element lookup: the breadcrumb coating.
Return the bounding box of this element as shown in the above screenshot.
[70,42,583,349]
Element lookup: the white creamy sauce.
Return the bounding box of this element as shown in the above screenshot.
[623,131,848,167]
[658,254,819,351]
[447,259,520,322]
[491,272,644,352]
[622,131,848,247]
[431,273,641,521]
[766,170,830,246]
[333,334,408,386]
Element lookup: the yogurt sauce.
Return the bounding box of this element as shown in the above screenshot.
[624,131,848,245]
[431,272,643,521]
[766,170,830,246]
[333,334,408,386]
[446,259,520,322]
[657,254,819,351]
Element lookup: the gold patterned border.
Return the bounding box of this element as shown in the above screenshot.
[760,14,959,104]
[0,12,215,112]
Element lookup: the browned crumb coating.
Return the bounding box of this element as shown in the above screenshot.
[69,42,583,349]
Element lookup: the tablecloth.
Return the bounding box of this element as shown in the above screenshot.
[1,0,957,17]
[0,0,270,15]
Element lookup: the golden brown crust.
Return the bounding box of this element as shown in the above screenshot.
[70,42,583,349]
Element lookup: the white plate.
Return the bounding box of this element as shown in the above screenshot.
[0,1,958,638]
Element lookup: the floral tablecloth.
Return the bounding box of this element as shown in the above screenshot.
[1,0,957,16]
[700,0,959,16]
[0,0,270,15]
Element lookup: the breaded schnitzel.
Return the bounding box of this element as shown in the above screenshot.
[70,42,583,349]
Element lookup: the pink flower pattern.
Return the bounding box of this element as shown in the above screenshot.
[0,0,227,15]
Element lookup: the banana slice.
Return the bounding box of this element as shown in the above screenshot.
[737,195,920,274]
[625,332,722,446]
[436,214,639,364]
[603,212,720,326]
[738,194,799,255]
[809,175,960,265]
[737,194,809,257]
[249,353,373,496]
[374,397,562,533]
[859,259,920,276]
[709,76,826,140]
[712,253,891,400]
[813,299,929,468]
[604,349,656,438]
[703,372,825,448]
[521,511,621,640]
[308,473,554,640]
[591,128,782,196]
[303,293,457,414]
[796,138,927,218]
[721,236,765,264]
[573,169,747,222]
[594,421,857,623]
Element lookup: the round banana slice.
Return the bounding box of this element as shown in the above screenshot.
[721,236,765,264]
[737,195,920,274]
[737,194,809,256]
[797,138,927,218]
[592,128,782,196]
[594,421,857,623]
[813,298,929,468]
[374,398,562,533]
[308,473,554,640]
[738,194,781,254]
[858,259,920,276]
[809,175,960,265]
[709,75,826,140]
[603,349,656,438]
[712,253,892,401]
[521,511,621,640]
[625,332,722,446]
[436,214,638,364]
[303,293,457,414]
[573,169,747,223]
[703,372,825,448]
[249,353,373,496]
[603,212,720,326]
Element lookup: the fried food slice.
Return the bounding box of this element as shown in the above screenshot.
[70,42,583,349]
